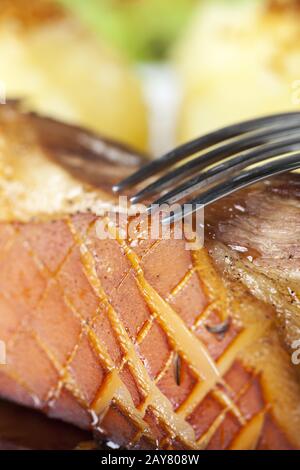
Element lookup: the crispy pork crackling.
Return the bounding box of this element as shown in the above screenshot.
[0,104,299,449]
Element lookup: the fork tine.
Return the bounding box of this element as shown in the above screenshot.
[150,136,300,207]
[162,152,300,225]
[113,112,300,193]
[130,121,300,203]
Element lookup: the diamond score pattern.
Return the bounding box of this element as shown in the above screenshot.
[0,214,283,449]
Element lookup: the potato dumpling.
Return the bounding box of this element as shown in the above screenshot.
[0,0,148,152]
[176,0,300,143]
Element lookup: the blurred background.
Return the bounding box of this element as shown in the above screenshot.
[0,0,300,155]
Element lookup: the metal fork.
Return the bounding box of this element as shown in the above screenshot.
[113,113,300,223]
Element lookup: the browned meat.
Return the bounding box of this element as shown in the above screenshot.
[206,177,300,352]
[0,399,91,450]
[0,104,299,450]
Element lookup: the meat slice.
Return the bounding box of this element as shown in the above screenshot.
[0,213,299,450]
[0,103,299,449]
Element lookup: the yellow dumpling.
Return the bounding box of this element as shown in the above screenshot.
[0,0,148,152]
[176,0,300,143]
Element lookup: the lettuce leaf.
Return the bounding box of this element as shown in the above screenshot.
[59,0,196,60]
